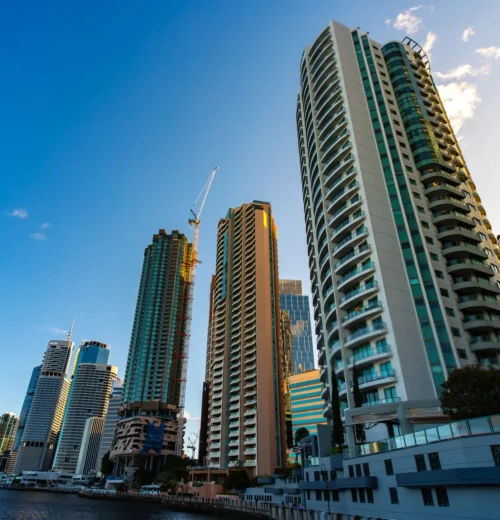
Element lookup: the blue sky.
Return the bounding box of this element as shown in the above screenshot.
[2,1,500,447]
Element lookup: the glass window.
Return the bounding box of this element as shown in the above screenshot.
[417,206,425,214]
[332,490,340,502]
[385,459,394,475]
[440,288,449,297]
[315,490,322,500]
[367,488,374,503]
[428,452,441,470]
[452,327,461,338]
[359,488,366,503]
[431,253,439,261]
[436,487,449,507]
[421,220,429,228]
[445,307,455,317]
[363,463,370,476]
[351,489,358,502]
[425,236,434,244]
[422,488,434,506]
[389,487,399,504]
[491,445,500,466]
[348,466,354,478]
[415,454,427,472]
[355,464,362,477]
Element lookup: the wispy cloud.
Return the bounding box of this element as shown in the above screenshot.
[476,46,500,60]
[30,232,46,241]
[422,32,437,61]
[462,26,475,43]
[40,222,51,229]
[435,64,490,80]
[393,5,423,35]
[184,411,200,421]
[437,82,481,134]
[5,208,28,219]
[384,18,392,26]
[42,327,68,336]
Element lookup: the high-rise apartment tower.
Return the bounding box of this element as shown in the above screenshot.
[204,201,286,476]
[296,21,500,443]
[111,229,193,473]
[53,341,117,473]
[14,339,73,472]
[279,279,315,372]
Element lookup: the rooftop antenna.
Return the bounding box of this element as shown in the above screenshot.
[66,318,75,341]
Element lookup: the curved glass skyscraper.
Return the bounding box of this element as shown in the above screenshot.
[297,20,500,443]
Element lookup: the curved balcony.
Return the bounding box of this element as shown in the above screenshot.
[327,320,339,339]
[441,243,488,260]
[348,343,391,369]
[470,340,500,353]
[343,301,383,328]
[329,340,342,361]
[323,402,333,418]
[335,244,371,274]
[321,384,330,400]
[319,107,346,141]
[420,170,462,186]
[432,211,475,228]
[338,262,376,292]
[463,316,500,332]
[332,211,365,241]
[358,371,397,390]
[457,296,500,313]
[428,197,470,214]
[424,183,465,199]
[318,103,345,130]
[325,301,336,323]
[323,153,355,189]
[344,322,387,349]
[327,181,359,213]
[320,365,328,383]
[339,281,379,310]
[437,227,481,243]
[328,196,363,228]
[453,279,500,295]
[447,258,494,276]
[324,167,356,201]
[318,348,326,366]
[332,226,368,257]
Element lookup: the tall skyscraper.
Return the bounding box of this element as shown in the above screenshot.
[290,370,327,439]
[281,310,294,449]
[53,341,117,473]
[6,366,40,473]
[76,416,105,475]
[14,339,73,472]
[296,21,500,443]
[279,280,315,373]
[204,201,286,476]
[95,378,123,473]
[111,229,193,473]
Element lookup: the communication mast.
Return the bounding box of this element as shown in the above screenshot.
[175,167,219,455]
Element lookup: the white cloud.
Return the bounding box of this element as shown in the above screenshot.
[422,32,437,61]
[435,64,490,80]
[393,5,423,35]
[385,18,392,26]
[30,232,46,241]
[40,222,51,229]
[184,410,200,421]
[5,208,28,219]
[45,327,68,335]
[462,26,475,42]
[437,82,481,133]
[476,46,500,59]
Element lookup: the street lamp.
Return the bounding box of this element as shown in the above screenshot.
[320,462,331,513]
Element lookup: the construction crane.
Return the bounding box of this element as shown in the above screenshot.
[187,432,199,461]
[175,166,219,455]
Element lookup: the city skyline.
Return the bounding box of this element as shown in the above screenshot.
[3,1,500,447]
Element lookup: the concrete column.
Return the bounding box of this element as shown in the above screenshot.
[396,404,413,435]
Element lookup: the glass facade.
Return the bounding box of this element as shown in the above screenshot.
[280,293,315,373]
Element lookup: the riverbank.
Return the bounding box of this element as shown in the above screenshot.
[0,486,80,495]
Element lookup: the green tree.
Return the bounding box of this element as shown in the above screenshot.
[135,467,154,487]
[330,367,344,447]
[352,371,366,443]
[441,365,500,420]
[223,460,249,491]
[100,451,114,476]
[294,427,310,445]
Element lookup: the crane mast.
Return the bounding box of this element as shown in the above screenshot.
[175,166,219,455]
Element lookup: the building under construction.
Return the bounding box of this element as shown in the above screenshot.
[111,229,193,474]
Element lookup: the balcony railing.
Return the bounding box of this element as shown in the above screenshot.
[357,369,394,385]
[343,301,382,323]
[346,413,500,459]
[333,225,367,254]
[340,280,378,305]
[348,342,390,365]
[338,261,374,286]
[336,244,371,269]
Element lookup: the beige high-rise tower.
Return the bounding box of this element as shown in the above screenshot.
[205,201,286,476]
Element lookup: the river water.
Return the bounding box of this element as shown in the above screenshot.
[0,490,213,520]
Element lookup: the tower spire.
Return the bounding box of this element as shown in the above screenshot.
[66,318,75,341]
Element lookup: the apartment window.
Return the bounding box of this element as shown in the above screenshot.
[435,270,444,279]
[305,473,309,481]
[389,487,399,504]
[417,206,425,214]
[351,489,358,502]
[359,488,366,503]
[393,119,401,126]
[452,327,461,337]
[485,248,493,256]
[479,232,487,241]
[462,189,471,197]
[467,203,476,212]
[332,490,340,502]
[431,253,439,261]
[436,487,450,507]
[383,80,389,86]
[415,454,427,472]
[421,220,429,228]
[363,463,370,476]
[315,490,322,500]
[440,288,449,297]
[445,307,455,317]
[306,490,310,500]
[323,490,329,501]
[474,217,482,226]
[425,236,434,244]
[457,348,468,360]
[413,191,421,199]
[314,471,320,481]
[348,465,354,478]
[407,165,414,172]
[491,445,500,466]
[422,488,434,506]
[385,459,394,475]
[429,452,442,470]
[355,464,362,477]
